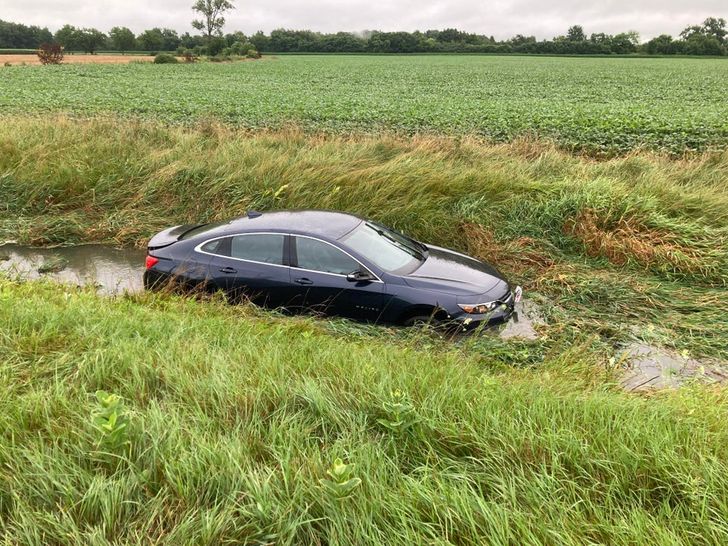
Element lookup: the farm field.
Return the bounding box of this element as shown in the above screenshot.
[1,55,727,154]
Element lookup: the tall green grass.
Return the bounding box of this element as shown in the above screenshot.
[0,280,726,544]
[1,117,726,358]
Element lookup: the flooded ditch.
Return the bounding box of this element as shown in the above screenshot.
[0,244,147,295]
[2,243,725,390]
[619,342,727,391]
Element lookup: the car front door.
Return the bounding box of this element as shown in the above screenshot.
[290,235,385,322]
[201,233,293,308]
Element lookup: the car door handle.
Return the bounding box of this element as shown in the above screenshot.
[294,277,313,285]
[219,267,237,274]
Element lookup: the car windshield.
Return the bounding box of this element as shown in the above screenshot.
[341,222,426,274]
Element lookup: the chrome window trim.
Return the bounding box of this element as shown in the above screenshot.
[194,232,289,269]
[194,232,383,283]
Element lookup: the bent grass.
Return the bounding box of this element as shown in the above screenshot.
[1,117,725,358]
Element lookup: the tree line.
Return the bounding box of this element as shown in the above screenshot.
[1,17,726,56]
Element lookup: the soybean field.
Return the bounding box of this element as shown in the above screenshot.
[1,54,727,154]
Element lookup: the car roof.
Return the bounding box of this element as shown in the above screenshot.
[194,210,364,240]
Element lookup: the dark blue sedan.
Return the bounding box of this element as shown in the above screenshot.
[144,210,521,328]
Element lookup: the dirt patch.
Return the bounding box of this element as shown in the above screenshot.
[0,54,157,66]
[620,342,728,391]
[563,208,704,275]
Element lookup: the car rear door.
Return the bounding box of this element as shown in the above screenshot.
[290,235,385,322]
[200,233,294,308]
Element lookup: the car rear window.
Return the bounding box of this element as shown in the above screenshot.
[200,239,223,254]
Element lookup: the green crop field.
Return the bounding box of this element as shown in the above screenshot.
[1,55,727,154]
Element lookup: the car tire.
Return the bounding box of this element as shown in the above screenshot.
[403,315,442,328]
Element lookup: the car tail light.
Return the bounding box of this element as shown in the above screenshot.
[145,255,159,269]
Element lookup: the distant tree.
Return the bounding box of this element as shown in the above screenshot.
[366,32,390,52]
[642,34,681,55]
[179,32,205,49]
[611,32,639,54]
[109,26,136,53]
[160,28,181,51]
[54,24,80,51]
[320,32,366,52]
[0,19,52,48]
[566,25,586,42]
[191,0,235,40]
[230,40,255,55]
[138,28,165,51]
[510,34,536,46]
[678,17,727,55]
[682,33,724,55]
[225,30,247,46]
[624,30,640,45]
[699,17,726,43]
[75,28,106,54]
[5,17,727,58]
[589,32,611,44]
[438,28,467,43]
[366,31,420,53]
[679,25,704,41]
[249,30,270,52]
[207,35,227,55]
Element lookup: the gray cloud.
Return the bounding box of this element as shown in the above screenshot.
[1,0,725,40]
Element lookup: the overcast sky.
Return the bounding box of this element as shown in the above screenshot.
[1,0,726,40]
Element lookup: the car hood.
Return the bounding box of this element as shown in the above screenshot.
[402,245,509,298]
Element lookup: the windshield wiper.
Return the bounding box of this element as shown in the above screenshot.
[370,225,425,261]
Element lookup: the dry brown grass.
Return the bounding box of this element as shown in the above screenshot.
[0,54,156,67]
[563,209,705,274]
[461,221,555,285]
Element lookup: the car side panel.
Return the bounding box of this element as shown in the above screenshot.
[376,280,459,323]
[145,242,214,291]
[207,256,294,308]
[289,268,386,322]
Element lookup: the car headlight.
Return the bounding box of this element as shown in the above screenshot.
[458,301,498,314]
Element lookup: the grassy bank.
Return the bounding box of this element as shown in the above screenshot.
[1,117,727,359]
[1,55,727,154]
[0,280,726,544]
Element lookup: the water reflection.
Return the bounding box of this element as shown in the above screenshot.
[0,244,147,294]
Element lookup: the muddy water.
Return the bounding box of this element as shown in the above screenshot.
[619,343,728,391]
[0,244,147,294]
[498,300,544,341]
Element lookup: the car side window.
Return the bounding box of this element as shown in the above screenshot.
[229,234,285,265]
[295,237,359,275]
[200,238,223,254]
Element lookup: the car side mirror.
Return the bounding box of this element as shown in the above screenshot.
[346,270,374,283]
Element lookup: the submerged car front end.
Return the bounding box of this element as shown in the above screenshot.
[400,244,522,330]
[453,284,522,329]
